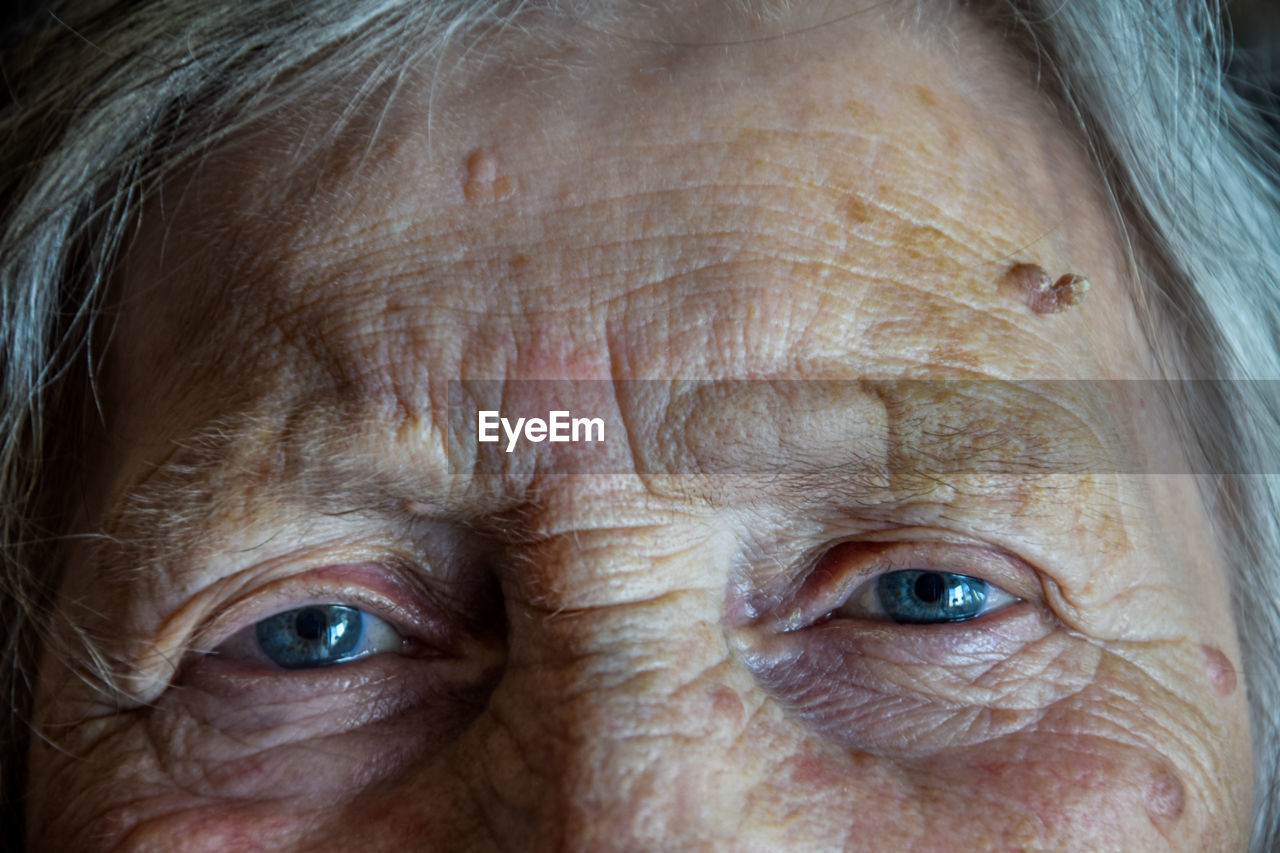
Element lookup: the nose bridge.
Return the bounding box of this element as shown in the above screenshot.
[493,615,759,851]
[477,507,764,850]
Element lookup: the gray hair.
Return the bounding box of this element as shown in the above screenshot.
[2,0,1278,849]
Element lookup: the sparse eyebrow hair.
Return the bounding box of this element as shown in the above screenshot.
[92,378,1146,565]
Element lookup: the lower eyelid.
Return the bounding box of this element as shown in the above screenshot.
[749,600,1055,692]
[180,635,503,710]
[742,605,1071,757]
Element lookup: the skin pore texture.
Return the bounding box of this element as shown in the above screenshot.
[27,3,1252,851]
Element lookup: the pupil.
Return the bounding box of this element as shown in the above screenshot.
[295,608,327,641]
[913,572,945,604]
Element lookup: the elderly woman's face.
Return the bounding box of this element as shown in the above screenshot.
[27,5,1251,851]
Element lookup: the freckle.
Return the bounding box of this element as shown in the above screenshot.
[845,99,873,121]
[844,195,873,224]
[509,253,530,270]
[914,84,939,108]
[1145,765,1186,824]
[630,69,658,94]
[1201,643,1238,696]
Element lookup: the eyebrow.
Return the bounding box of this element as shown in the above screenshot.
[644,380,1140,514]
[95,378,1140,566]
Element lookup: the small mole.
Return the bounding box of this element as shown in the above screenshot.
[1201,643,1238,697]
[1002,262,1090,314]
[463,148,514,202]
[1145,765,1186,824]
[710,686,744,724]
[844,195,873,224]
[913,84,940,109]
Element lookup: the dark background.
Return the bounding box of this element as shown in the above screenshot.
[1230,0,1280,144]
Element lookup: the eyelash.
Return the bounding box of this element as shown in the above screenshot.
[777,537,1036,632]
[189,564,460,671]
[213,603,411,669]
[193,535,1030,684]
[837,569,1021,624]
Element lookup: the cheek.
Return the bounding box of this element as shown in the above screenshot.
[908,735,1193,850]
[26,656,491,851]
[94,778,491,853]
[746,733,1195,851]
[29,680,1213,853]
[743,608,1101,757]
[732,721,1195,852]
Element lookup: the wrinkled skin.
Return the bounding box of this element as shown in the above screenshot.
[27,3,1252,851]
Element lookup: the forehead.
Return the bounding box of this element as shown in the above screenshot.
[107,3,1146,482]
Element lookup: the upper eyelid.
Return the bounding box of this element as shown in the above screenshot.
[94,508,503,702]
[777,537,1043,631]
[186,562,448,654]
[213,604,406,669]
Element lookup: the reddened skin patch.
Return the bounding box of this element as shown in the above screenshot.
[1145,763,1187,826]
[1002,263,1090,314]
[1200,644,1238,697]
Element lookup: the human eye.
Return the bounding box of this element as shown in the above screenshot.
[214,603,409,669]
[783,538,1033,631]
[733,536,1077,757]
[837,568,1021,624]
[123,560,507,803]
[180,560,506,689]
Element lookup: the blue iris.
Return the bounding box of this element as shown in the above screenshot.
[875,570,988,624]
[255,604,365,668]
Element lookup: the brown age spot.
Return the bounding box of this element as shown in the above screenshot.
[1201,643,1238,697]
[630,68,660,94]
[843,195,873,224]
[844,98,874,122]
[1001,262,1090,314]
[913,84,939,108]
